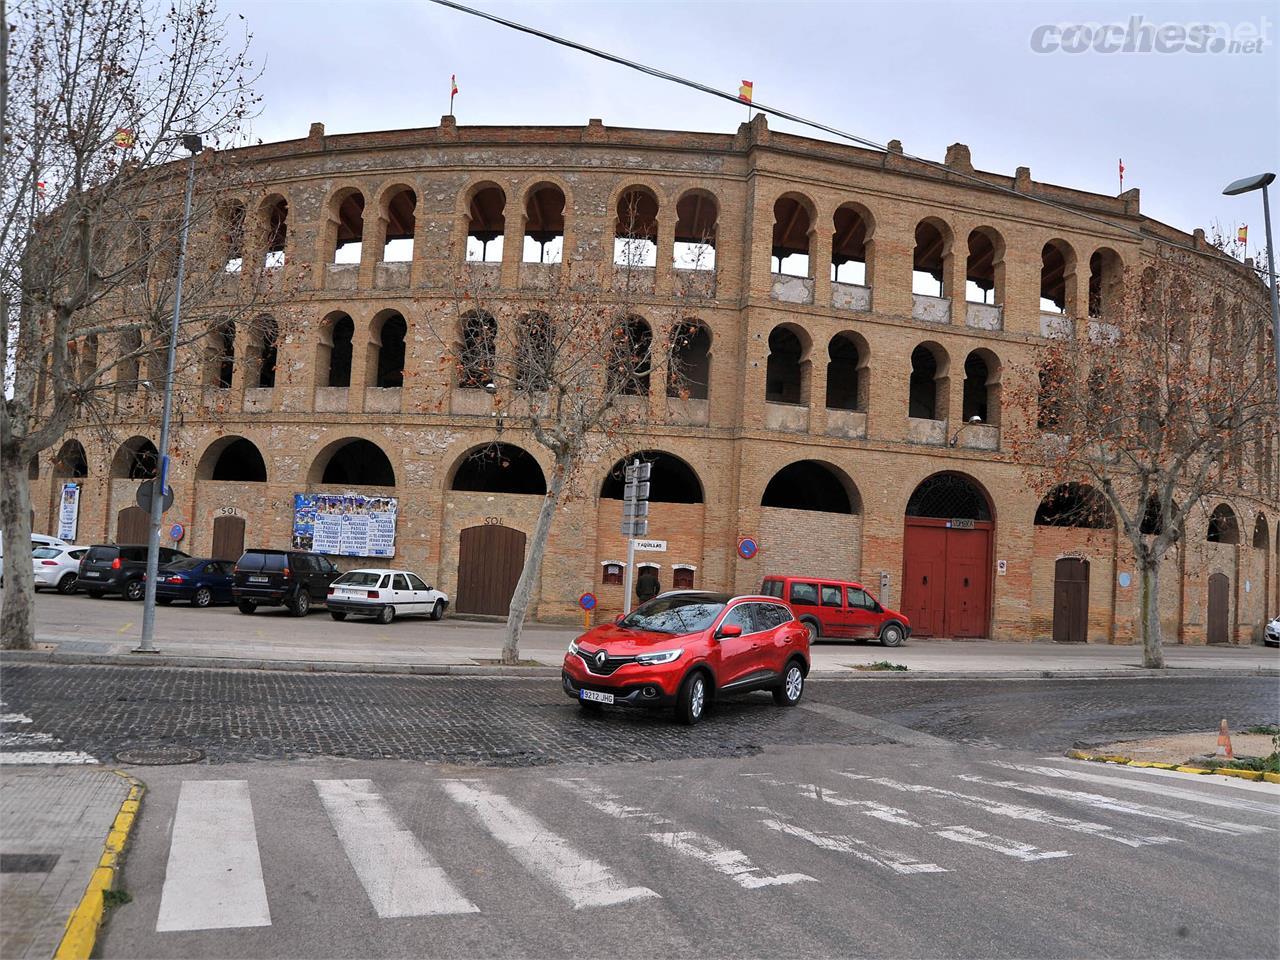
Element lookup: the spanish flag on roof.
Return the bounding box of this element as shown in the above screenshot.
[113,128,135,149]
[1238,225,1248,246]
[738,80,753,104]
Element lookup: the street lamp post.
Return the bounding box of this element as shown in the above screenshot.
[135,134,202,654]
[1222,172,1280,417]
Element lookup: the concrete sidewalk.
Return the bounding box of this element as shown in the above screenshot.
[13,620,1280,678]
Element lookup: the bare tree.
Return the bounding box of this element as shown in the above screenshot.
[1008,253,1273,667]
[1,0,260,649]
[441,198,711,663]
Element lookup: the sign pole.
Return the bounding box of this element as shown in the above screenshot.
[623,534,637,615]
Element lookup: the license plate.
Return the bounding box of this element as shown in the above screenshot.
[249,576,268,583]
[580,689,614,705]
[83,570,100,577]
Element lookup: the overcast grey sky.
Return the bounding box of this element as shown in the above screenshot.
[223,0,1278,247]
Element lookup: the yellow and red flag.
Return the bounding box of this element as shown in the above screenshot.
[738,80,753,104]
[113,128,135,148]
[1238,225,1248,246]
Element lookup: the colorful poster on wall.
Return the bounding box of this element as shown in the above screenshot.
[57,482,80,541]
[291,493,398,558]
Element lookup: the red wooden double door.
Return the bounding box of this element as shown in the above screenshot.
[901,518,993,638]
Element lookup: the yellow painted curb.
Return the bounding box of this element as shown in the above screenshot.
[54,772,145,960]
[1175,765,1212,775]
[1068,751,1277,783]
[1213,767,1264,781]
[1265,772,1280,784]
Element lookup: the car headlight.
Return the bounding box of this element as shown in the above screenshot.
[634,648,684,665]
[568,639,580,655]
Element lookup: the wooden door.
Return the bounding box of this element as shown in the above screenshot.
[116,505,149,544]
[1052,558,1089,643]
[902,522,947,636]
[1207,572,1230,644]
[455,524,526,616]
[211,515,246,561]
[902,519,993,638]
[946,528,990,638]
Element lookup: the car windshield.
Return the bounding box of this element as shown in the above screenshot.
[32,547,60,559]
[618,595,726,635]
[164,558,204,571]
[334,572,382,587]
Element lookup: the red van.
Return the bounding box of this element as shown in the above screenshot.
[760,576,910,646]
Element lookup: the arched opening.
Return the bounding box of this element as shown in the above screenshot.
[260,196,287,270]
[1140,496,1165,536]
[673,190,717,271]
[329,189,365,264]
[902,472,995,637]
[466,184,505,263]
[668,320,711,400]
[320,313,354,388]
[761,461,860,514]
[205,321,235,388]
[219,200,246,273]
[966,227,1004,304]
[1035,483,1114,528]
[962,350,1000,426]
[912,219,950,298]
[27,455,39,479]
[826,333,867,412]
[371,312,407,388]
[909,343,948,421]
[254,316,278,388]
[197,437,267,482]
[1037,357,1069,432]
[771,195,812,277]
[117,328,142,392]
[1040,240,1074,314]
[382,187,417,262]
[451,444,547,494]
[516,311,553,391]
[53,440,89,478]
[457,310,497,387]
[1088,247,1124,318]
[111,437,158,479]
[608,315,651,396]
[522,184,565,264]
[831,204,871,286]
[614,187,659,267]
[1254,514,1270,550]
[1207,504,1240,544]
[601,451,703,504]
[312,438,396,487]
[766,325,807,404]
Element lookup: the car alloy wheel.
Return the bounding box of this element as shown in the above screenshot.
[802,619,820,643]
[125,580,145,601]
[377,605,395,625]
[57,573,77,595]
[774,663,804,705]
[193,587,213,608]
[676,672,707,725]
[430,600,444,621]
[291,591,310,617]
[880,624,904,647]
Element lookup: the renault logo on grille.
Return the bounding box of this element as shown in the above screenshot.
[594,650,608,668]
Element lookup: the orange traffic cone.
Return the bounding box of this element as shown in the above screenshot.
[1215,719,1234,759]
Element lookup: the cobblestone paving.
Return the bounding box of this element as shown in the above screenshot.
[1,664,1276,766]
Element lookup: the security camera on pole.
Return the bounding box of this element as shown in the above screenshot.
[621,459,651,613]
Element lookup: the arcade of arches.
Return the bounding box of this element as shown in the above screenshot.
[34,429,1277,644]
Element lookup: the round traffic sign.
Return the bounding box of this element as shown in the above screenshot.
[169,523,185,542]
[737,537,758,560]
[578,592,598,611]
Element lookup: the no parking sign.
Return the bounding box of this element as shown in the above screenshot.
[737,537,759,560]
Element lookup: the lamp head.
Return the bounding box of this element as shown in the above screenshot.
[1223,172,1275,196]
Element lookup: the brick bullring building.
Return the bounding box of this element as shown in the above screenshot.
[34,116,1277,644]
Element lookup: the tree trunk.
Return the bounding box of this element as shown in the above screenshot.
[0,458,36,650]
[500,455,569,665]
[1138,558,1164,669]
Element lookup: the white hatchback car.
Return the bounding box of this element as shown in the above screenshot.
[32,545,90,594]
[326,568,449,624]
[0,533,70,580]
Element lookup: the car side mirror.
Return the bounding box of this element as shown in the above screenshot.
[717,623,742,639]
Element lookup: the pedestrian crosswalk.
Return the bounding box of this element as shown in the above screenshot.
[0,701,96,764]
[142,759,1278,934]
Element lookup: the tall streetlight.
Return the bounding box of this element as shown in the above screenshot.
[135,133,203,654]
[1222,172,1279,416]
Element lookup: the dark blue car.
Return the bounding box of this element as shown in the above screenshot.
[155,558,235,608]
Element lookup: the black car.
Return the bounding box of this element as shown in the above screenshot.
[155,558,235,607]
[232,549,341,616]
[77,544,191,600]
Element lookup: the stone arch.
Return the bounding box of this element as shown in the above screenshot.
[912,216,954,298]
[906,471,995,521]
[674,188,718,270]
[1088,246,1125,318]
[600,451,704,504]
[317,311,355,388]
[368,309,407,388]
[323,185,366,264]
[463,180,506,263]
[826,330,870,412]
[909,341,950,421]
[668,318,712,400]
[1034,483,1114,528]
[771,192,816,277]
[831,201,875,286]
[765,322,812,405]
[1041,238,1077,314]
[1253,513,1270,550]
[457,309,497,387]
[966,226,1006,305]
[519,179,568,264]
[196,436,268,482]
[761,460,861,514]
[962,347,1002,427]
[308,437,397,487]
[377,182,417,262]
[216,199,247,272]
[613,184,660,266]
[608,314,652,396]
[110,436,158,479]
[448,442,547,495]
[1206,503,1240,544]
[53,439,89,478]
[256,193,289,269]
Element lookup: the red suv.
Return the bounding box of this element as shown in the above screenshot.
[760,576,910,647]
[561,591,810,725]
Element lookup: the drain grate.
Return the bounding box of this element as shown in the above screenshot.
[115,746,205,765]
[1,853,60,873]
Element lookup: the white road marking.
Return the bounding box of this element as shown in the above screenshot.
[314,779,478,918]
[957,774,1271,836]
[755,776,1070,861]
[1054,757,1280,796]
[554,778,815,890]
[836,772,1176,848]
[0,750,98,765]
[0,713,33,723]
[156,780,272,932]
[1,731,57,745]
[754,810,947,874]
[440,779,657,909]
[993,761,1280,815]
